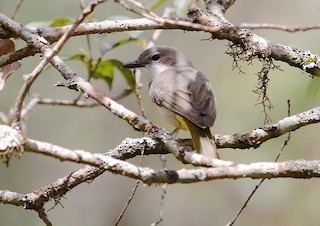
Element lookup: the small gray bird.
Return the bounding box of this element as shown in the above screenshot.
[123,46,219,159]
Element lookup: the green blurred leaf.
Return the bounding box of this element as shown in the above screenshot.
[64,50,135,90]
[109,59,136,91]
[50,17,73,27]
[64,51,114,88]
[90,60,114,89]
[62,49,88,64]
[100,37,137,55]
[66,53,86,61]
[149,0,167,11]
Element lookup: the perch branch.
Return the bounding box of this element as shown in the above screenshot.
[1,147,319,211]
[1,157,319,214]
[1,118,319,213]
[22,133,320,182]
[1,136,319,213]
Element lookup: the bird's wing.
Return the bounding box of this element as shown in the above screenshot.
[149,67,216,128]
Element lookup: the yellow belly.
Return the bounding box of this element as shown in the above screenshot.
[157,106,188,131]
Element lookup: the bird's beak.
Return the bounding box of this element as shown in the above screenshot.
[122,60,146,69]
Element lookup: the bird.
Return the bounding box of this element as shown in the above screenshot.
[123,46,219,159]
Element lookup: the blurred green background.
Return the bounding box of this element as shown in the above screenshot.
[1,0,320,225]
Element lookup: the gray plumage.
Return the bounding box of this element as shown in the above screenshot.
[123,46,219,159]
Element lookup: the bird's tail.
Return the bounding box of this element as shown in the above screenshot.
[185,119,219,159]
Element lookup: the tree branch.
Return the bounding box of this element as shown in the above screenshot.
[1,11,319,143]
[1,156,319,215]
[214,106,320,149]
[22,126,320,179]
[1,9,320,77]
[1,135,319,214]
[1,105,319,212]
[0,1,319,225]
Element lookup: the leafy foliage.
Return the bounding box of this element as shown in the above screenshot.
[50,17,73,27]
[67,50,135,90]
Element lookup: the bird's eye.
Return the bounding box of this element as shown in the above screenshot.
[151,54,161,61]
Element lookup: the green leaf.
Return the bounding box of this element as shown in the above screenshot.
[90,60,114,89]
[64,51,114,89]
[90,59,135,90]
[63,48,90,62]
[50,17,73,27]
[149,0,167,11]
[109,59,136,91]
[100,37,137,55]
[65,53,86,61]
[63,50,135,91]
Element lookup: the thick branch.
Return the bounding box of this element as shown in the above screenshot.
[215,106,320,149]
[23,137,320,183]
[2,138,320,209]
[1,137,317,210]
[0,190,24,206]
[1,13,320,77]
[1,128,319,210]
[1,156,319,211]
[206,0,237,13]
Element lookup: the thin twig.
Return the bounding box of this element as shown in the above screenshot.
[126,0,160,18]
[112,88,133,101]
[147,7,174,49]
[114,143,145,226]
[20,88,132,121]
[36,208,53,226]
[274,99,291,162]
[239,23,320,32]
[8,0,106,128]
[226,179,264,226]
[226,100,292,226]
[115,0,224,34]
[11,0,25,19]
[151,154,167,226]
[114,181,140,226]
[134,79,147,118]
[151,184,167,226]
[116,0,161,21]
